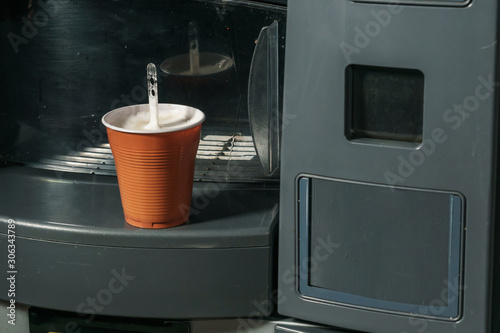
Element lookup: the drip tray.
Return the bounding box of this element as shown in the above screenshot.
[0,165,279,318]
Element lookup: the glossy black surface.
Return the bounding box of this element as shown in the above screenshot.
[0,0,286,182]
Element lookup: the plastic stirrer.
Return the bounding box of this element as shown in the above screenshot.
[145,63,160,130]
[188,21,200,75]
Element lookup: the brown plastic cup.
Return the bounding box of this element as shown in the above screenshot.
[102,103,205,229]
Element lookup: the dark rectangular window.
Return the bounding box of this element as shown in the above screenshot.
[345,65,424,144]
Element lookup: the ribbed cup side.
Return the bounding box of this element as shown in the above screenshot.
[106,125,201,228]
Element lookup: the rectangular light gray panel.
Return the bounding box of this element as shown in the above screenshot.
[352,0,471,6]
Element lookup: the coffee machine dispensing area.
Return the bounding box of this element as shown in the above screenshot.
[0,0,286,332]
[0,0,499,333]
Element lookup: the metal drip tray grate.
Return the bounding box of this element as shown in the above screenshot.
[194,134,270,182]
[23,130,273,182]
[26,143,117,176]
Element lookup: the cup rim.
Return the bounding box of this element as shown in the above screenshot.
[102,103,205,134]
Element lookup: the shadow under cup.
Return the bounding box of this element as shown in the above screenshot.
[102,104,205,229]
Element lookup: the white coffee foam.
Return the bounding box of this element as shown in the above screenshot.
[121,109,190,131]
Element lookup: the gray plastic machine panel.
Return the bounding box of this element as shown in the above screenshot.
[0,166,279,318]
[279,0,498,333]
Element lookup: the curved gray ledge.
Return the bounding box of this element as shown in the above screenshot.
[0,166,279,249]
